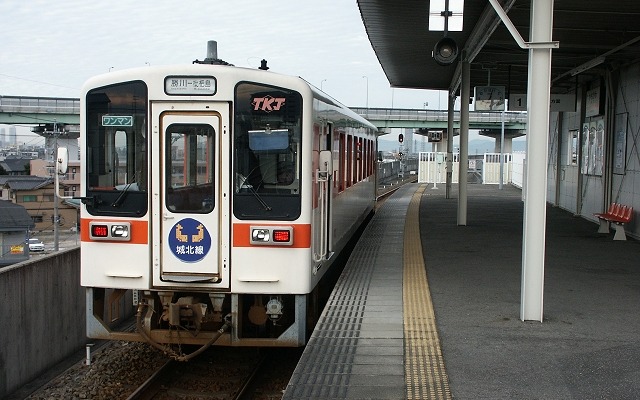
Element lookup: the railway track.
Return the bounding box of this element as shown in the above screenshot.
[377,174,418,201]
[126,347,300,400]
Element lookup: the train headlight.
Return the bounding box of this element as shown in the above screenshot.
[111,225,130,238]
[250,226,293,246]
[252,229,270,242]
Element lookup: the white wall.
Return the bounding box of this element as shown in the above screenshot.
[539,61,640,238]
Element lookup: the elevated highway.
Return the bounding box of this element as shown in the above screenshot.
[351,107,527,131]
[0,96,79,125]
[0,96,527,135]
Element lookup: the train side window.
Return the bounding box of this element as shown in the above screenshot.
[346,135,353,188]
[333,134,340,191]
[357,137,363,181]
[370,139,375,176]
[364,138,369,177]
[339,133,345,192]
[366,138,370,177]
[351,136,357,185]
[362,138,368,179]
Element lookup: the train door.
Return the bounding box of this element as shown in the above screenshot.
[153,103,230,284]
[324,124,333,255]
[314,122,333,263]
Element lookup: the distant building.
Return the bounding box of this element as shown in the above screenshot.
[0,157,32,176]
[403,128,414,154]
[0,176,78,232]
[0,126,17,147]
[0,200,34,266]
[30,158,80,198]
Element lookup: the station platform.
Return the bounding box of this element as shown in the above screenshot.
[284,183,640,399]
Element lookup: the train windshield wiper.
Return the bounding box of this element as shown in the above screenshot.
[112,180,137,207]
[237,173,271,211]
[246,184,271,211]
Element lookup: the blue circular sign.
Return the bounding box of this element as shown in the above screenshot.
[168,218,211,262]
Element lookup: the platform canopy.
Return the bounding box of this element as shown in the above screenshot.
[357,0,640,95]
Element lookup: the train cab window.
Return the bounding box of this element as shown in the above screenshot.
[165,123,215,213]
[234,82,302,220]
[85,80,148,217]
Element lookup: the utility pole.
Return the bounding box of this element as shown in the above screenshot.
[53,120,59,251]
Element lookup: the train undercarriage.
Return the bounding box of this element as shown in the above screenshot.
[87,287,318,360]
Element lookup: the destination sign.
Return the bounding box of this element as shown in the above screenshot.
[165,76,216,95]
[102,115,133,127]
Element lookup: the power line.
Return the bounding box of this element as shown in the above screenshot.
[0,72,79,91]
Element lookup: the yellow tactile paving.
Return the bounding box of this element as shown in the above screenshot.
[403,185,452,400]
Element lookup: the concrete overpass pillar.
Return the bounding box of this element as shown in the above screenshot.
[494,135,513,153]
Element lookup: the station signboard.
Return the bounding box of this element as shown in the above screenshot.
[508,93,576,112]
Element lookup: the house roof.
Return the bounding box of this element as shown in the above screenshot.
[1,158,31,174]
[0,200,34,230]
[2,176,52,191]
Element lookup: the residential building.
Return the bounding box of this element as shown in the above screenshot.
[0,200,34,266]
[0,176,78,232]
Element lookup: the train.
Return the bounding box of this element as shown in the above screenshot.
[73,42,378,359]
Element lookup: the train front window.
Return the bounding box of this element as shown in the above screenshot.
[234,82,302,220]
[85,80,148,217]
[165,123,215,213]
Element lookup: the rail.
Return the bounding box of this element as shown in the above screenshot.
[125,348,270,400]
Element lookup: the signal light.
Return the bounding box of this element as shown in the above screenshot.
[398,133,404,143]
[272,230,291,243]
[91,225,109,238]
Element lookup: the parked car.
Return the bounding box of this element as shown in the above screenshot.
[27,238,45,252]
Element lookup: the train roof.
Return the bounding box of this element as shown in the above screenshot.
[82,63,378,133]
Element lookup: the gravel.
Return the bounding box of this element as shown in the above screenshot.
[26,341,167,400]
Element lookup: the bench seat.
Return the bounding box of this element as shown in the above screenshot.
[594,203,633,240]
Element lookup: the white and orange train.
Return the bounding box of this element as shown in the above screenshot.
[77,45,378,357]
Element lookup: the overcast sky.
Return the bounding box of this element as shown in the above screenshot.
[0,0,447,109]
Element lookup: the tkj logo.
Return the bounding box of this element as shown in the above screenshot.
[251,95,286,112]
[168,218,211,262]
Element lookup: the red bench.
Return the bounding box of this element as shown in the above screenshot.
[594,203,634,240]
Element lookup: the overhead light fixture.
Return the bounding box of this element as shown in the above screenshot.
[433,37,459,66]
[430,0,461,66]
